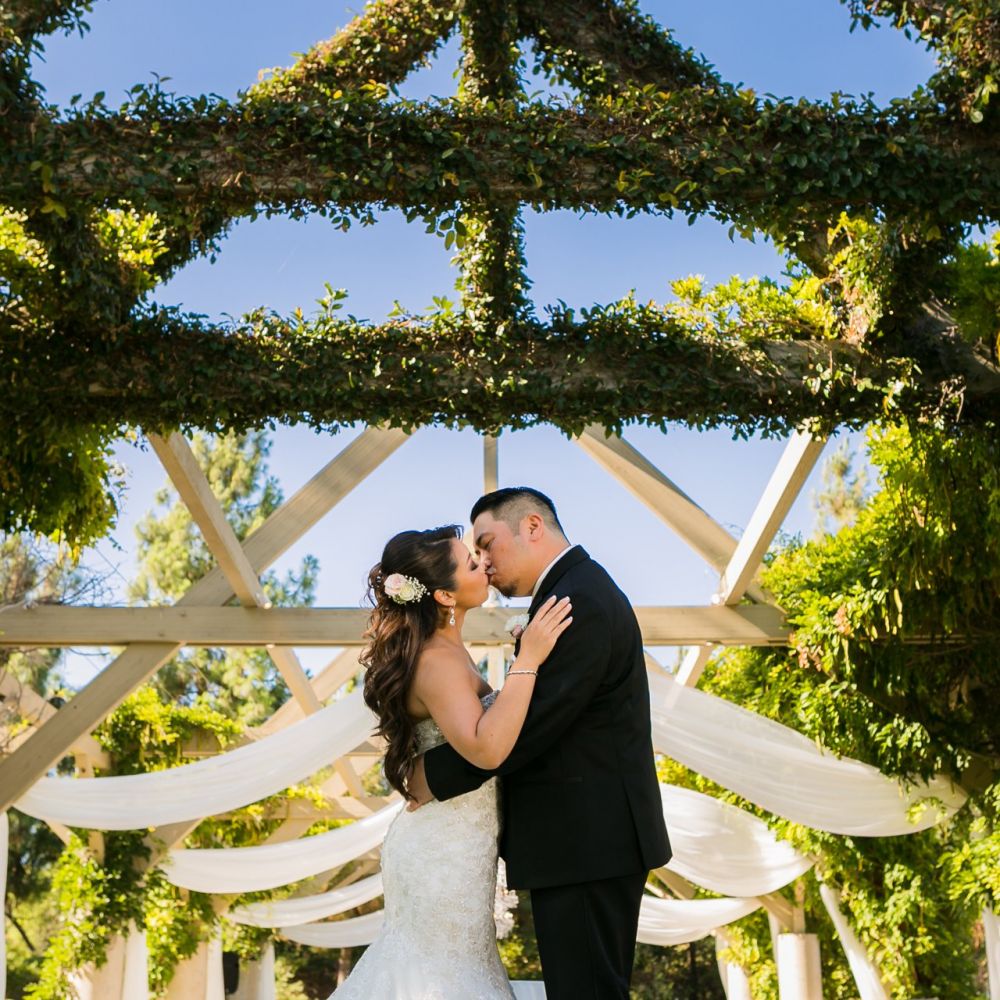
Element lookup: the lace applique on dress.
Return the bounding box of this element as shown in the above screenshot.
[330,690,514,999]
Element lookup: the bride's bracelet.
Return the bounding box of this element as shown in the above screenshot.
[507,669,538,676]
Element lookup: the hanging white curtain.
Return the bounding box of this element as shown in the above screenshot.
[15,690,376,830]
[122,923,150,1000]
[985,908,1000,1000]
[280,911,385,948]
[0,811,7,1000]
[649,671,965,835]
[819,884,890,1000]
[715,936,752,1000]
[229,873,384,928]
[164,803,402,893]
[206,933,225,1000]
[661,784,812,896]
[636,896,760,947]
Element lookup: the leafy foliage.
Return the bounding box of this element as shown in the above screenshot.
[1,0,999,544]
[667,422,1000,998]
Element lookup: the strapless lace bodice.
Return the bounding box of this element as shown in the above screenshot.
[414,690,499,754]
[330,687,513,999]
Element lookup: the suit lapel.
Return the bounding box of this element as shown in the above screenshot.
[527,546,589,618]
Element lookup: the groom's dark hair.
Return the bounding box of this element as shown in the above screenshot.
[471,487,566,536]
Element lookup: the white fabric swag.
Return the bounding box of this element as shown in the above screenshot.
[819,884,890,1000]
[15,690,376,830]
[639,896,760,947]
[648,670,966,836]
[187,784,808,904]
[660,784,812,896]
[279,896,761,951]
[164,803,402,893]
[280,911,386,949]
[229,873,384,928]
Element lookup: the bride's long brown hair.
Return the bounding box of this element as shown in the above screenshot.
[361,525,463,799]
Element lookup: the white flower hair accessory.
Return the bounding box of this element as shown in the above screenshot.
[505,613,530,639]
[383,572,428,604]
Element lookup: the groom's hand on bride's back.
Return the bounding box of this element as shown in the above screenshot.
[405,755,434,811]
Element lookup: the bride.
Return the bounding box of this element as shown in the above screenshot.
[329,524,572,998]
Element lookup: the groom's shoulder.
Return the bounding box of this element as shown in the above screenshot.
[566,550,629,603]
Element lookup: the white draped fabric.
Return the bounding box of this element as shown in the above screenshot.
[281,911,385,948]
[206,934,225,1000]
[15,691,375,830]
[661,784,812,895]
[819,884,890,1000]
[278,896,762,952]
[985,908,1000,1000]
[122,925,150,1000]
[637,896,761,947]
[648,671,965,835]
[0,812,7,1000]
[164,803,402,893]
[229,873,384,928]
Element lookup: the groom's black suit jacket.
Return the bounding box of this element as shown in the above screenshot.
[424,546,671,890]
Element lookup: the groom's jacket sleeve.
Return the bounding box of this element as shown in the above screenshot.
[423,587,613,802]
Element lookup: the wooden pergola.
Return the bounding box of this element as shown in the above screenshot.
[0,424,824,810]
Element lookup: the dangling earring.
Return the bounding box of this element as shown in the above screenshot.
[449,607,456,627]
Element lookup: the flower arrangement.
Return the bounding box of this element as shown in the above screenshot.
[505,613,530,639]
[383,573,428,604]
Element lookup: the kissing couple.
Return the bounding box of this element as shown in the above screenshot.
[329,487,671,999]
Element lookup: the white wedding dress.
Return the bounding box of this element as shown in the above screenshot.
[330,692,515,999]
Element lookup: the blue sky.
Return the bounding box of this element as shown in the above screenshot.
[30,2,936,686]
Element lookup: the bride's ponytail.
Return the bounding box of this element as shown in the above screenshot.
[361,525,463,798]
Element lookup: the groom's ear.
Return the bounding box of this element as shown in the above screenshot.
[523,512,545,539]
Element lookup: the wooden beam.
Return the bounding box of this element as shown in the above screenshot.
[0,427,409,812]
[253,649,363,737]
[576,426,769,603]
[716,432,826,605]
[677,432,826,688]
[0,604,790,647]
[483,434,499,493]
[0,673,110,767]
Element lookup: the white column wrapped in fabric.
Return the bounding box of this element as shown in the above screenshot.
[649,671,965,835]
[15,691,376,830]
[229,873,384,927]
[715,934,752,1000]
[121,923,150,1000]
[232,942,277,1000]
[985,908,1000,1000]
[68,934,127,1000]
[776,933,823,1000]
[206,933,225,1000]
[164,802,402,893]
[281,911,385,948]
[510,983,547,999]
[0,812,6,1000]
[819,884,889,1000]
[661,784,812,895]
[165,939,213,1000]
[637,896,761,947]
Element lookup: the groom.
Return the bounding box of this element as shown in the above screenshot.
[408,487,670,998]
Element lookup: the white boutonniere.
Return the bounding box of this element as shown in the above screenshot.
[505,613,530,640]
